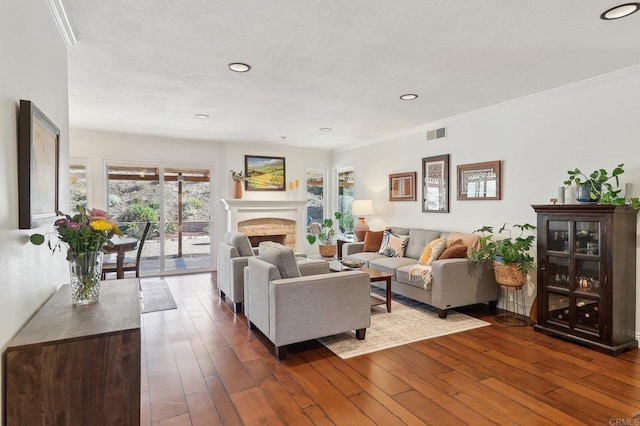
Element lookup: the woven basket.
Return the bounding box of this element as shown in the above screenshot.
[319,244,337,258]
[493,261,526,287]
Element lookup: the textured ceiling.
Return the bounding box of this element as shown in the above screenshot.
[63,1,640,150]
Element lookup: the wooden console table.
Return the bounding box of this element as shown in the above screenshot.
[5,279,141,425]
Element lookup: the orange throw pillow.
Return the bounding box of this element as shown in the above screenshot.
[363,231,384,252]
[439,244,468,259]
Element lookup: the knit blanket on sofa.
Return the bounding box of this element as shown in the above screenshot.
[409,264,433,290]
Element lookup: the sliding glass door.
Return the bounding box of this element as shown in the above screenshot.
[106,163,212,276]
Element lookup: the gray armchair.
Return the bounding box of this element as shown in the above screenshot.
[245,241,371,359]
[217,232,256,313]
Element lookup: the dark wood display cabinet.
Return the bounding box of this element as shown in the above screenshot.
[532,204,637,356]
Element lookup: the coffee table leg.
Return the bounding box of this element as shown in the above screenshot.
[385,277,392,312]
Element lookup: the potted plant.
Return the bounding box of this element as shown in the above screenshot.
[469,223,536,287]
[564,163,640,208]
[306,211,342,258]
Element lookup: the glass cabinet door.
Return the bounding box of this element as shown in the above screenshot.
[575,221,600,256]
[548,220,569,252]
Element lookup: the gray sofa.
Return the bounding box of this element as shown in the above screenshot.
[343,227,498,318]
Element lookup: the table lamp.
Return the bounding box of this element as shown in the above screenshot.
[352,199,374,241]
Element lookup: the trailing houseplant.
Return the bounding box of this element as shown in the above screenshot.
[306,211,342,257]
[470,223,536,286]
[564,163,640,209]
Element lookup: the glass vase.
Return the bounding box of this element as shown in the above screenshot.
[69,251,103,305]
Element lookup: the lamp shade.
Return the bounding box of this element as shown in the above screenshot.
[352,199,374,216]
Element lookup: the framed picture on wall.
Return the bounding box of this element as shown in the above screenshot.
[422,154,450,213]
[18,100,60,229]
[457,160,501,200]
[389,172,417,201]
[244,155,286,191]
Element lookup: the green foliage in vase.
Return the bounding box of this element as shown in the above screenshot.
[564,163,640,209]
[29,205,122,260]
[469,223,536,274]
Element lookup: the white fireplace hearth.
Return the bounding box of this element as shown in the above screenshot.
[220,199,308,252]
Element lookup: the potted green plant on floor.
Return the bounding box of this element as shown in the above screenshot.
[306,211,342,258]
[564,163,640,208]
[469,223,536,287]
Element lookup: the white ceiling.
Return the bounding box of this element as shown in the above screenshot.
[63,1,640,150]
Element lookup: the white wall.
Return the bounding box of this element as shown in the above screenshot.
[0,0,70,419]
[333,66,640,329]
[70,132,332,261]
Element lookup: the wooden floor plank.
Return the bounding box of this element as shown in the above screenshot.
[230,387,282,426]
[138,273,640,424]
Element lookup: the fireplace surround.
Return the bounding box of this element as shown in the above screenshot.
[220,199,308,251]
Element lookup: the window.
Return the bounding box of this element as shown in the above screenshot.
[306,169,325,226]
[337,168,355,233]
[69,164,87,213]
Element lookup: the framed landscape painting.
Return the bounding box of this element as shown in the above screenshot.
[18,100,60,229]
[245,155,286,191]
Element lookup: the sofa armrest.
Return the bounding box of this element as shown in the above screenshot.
[343,242,365,256]
[297,259,330,276]
[268,271,371,346]
[430,259,498,308]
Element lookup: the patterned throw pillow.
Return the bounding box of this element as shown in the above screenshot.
[378,231,410,257]
[419,238,446,265]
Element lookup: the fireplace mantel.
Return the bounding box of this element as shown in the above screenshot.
[220,199,308,251]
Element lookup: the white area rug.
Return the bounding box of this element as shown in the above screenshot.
[318,292,490,359]
[140,279,177,314]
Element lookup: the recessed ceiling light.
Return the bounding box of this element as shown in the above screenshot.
[601,3,640,19]
[400,94,418,100]
[194,113,209,119]
[228,62,251,72]
[319,127,332,132]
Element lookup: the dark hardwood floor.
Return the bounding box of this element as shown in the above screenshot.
[140,273,640,425]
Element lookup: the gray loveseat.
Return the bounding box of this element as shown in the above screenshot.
[343,227,498,318]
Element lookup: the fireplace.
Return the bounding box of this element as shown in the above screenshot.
[220,199,308,252]
[238,217,295,247]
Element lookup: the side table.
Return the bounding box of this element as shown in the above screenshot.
[336,233,356,259]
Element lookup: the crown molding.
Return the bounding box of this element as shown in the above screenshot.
[46,0,77,48]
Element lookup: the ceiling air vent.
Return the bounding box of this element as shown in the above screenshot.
[426,127,446,141]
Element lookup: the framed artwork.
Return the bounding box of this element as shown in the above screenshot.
[18,100,60,229]
[389,172,417,201]
[422,154,449,213]
[244,155,286,191]
[457,160,501,200]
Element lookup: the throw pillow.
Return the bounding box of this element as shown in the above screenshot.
[439,244,468,259]
[363,231,384,252]
[446,232,481,257]
[225,232,254,257]
[378,231,410,257]
[426,238,447,265]
[418,238,446,264]
[258,242,301,279]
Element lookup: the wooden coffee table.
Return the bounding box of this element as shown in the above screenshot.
[362,267,393,312]
[328,261,393,312]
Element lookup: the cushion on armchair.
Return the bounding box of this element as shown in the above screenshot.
[225,232,254,257]
[258,241,301,278]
